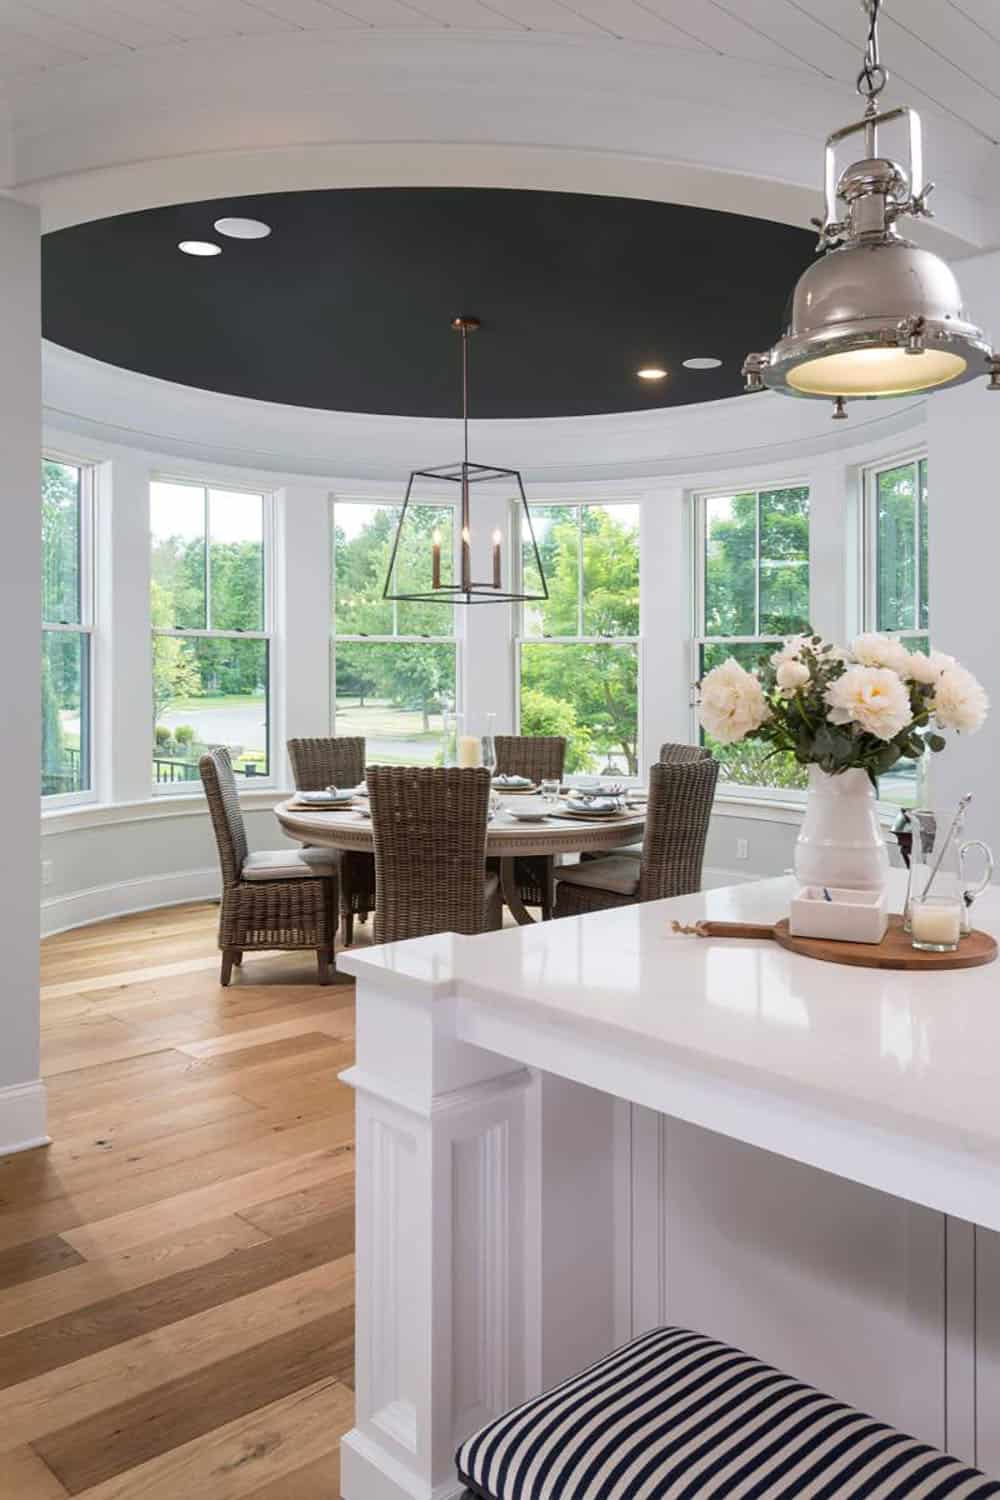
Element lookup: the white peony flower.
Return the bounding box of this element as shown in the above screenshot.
[905,649,955,686]
[699,658,771,745]
[770,634,812,667]
[933,666,989,735]
[825,665,913,742]
[775,659,811,696]
[850,632,911,674]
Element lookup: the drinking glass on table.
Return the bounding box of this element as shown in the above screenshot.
[540,778,560,804]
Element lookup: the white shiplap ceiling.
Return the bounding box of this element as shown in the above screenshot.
[2,0,999,150]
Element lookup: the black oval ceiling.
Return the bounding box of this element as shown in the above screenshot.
[42,188,814,420]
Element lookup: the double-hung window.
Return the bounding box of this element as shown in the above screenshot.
[42,457,94,802]
[863,454,929,806]
[516,502,640,776]
[332,500,458,763]
[693,484,811,792]
[150,480,271,787]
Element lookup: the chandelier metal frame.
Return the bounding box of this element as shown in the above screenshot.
[382,317,549,606]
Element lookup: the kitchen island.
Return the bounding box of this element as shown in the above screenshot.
[337,873,1000,1499]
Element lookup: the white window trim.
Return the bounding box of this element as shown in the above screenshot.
[330,495,462,752]
[691,479,811,804]
[860,449,929,813]
[514,497,643,781]
[42,457,97,809]
[860,449,928,638]
[152,477,275,793]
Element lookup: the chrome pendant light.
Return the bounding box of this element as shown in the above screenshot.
[382,316,548,605]
[743,0,1000,419]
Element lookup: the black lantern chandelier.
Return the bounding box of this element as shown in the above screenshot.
[382,316,549,605]
[743,0,1000,419]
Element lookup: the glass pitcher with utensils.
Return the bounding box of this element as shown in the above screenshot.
[901,796,993,940]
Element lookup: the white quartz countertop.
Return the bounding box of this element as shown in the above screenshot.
[340,874,1000,1226]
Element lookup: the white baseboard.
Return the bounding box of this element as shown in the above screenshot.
[340,1430,464,1500]
[41,866,220,937]
[0,1080,49,1158]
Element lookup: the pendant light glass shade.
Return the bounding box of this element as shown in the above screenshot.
[743,0,1000,417]
[786,347,966,398]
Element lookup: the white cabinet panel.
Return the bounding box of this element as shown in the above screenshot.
[635,1114,947,1447]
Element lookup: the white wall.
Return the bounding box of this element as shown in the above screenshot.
[38,412,931,935]
[1,199,45,1154]
[928,248,1000,861]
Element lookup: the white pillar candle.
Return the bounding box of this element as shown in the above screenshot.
[457,735,481,769]
[910,900,962,948]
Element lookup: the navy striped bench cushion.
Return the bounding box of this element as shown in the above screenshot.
[456,1326,1000,1499]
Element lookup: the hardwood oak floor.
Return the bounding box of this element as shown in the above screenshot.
[1,902,360,1499]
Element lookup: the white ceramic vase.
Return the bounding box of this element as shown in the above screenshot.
[794,766,889,892]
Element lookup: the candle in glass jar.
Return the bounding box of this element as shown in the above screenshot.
[911,899,962,948]
[457,735,481,769]
[492,529,502,589]
[431,528,441,590]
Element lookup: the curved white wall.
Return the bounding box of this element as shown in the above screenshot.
[40,369,930,935]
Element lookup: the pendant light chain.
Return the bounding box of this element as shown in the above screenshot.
[857,0,887,109]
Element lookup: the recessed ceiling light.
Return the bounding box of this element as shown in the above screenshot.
[636,366,667,381]
[213,217,272,240]
[178,240,222,257]
[682,356,723,370]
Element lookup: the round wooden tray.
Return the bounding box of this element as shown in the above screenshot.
[773,914,998,971]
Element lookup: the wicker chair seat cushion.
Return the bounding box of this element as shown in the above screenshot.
[457,1326,1000,1500]
[555,855,640,897]
[242,849,338,881]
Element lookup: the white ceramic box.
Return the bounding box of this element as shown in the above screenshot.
[788,885,889,944]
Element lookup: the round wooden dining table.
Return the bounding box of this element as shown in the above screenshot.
[274,797,646,925]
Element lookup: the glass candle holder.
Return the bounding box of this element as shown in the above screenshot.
[910,896,962,953]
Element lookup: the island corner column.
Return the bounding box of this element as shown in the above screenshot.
[338,963,536,1500]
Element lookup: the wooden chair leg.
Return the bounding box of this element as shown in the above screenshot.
[317,946,334,985]
[220,948,237,987]
[233,950,243,966]
[343,911,354,947]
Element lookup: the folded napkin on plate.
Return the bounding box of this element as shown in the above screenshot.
[494,774,533,787]
[296,790,353,806]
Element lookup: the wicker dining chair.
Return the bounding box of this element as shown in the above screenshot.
[287,736,375,945]
[659,741,713,765]
[554,757,719,918]
[201,747,339,986]
[491,735,567,921]
[367,766,502,944]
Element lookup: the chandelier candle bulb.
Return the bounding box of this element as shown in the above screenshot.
[461,526,471,589]
[432,529,441,590]
[492,530,502,589]
[457,735,481,769]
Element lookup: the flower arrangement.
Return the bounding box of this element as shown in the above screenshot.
[698,632,988,786]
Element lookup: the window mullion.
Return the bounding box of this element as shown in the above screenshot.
[754,488,761,637]
[577,509,584,637]
[203,487,211,630]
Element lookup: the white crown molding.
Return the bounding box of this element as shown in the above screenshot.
[43,342,927,486]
